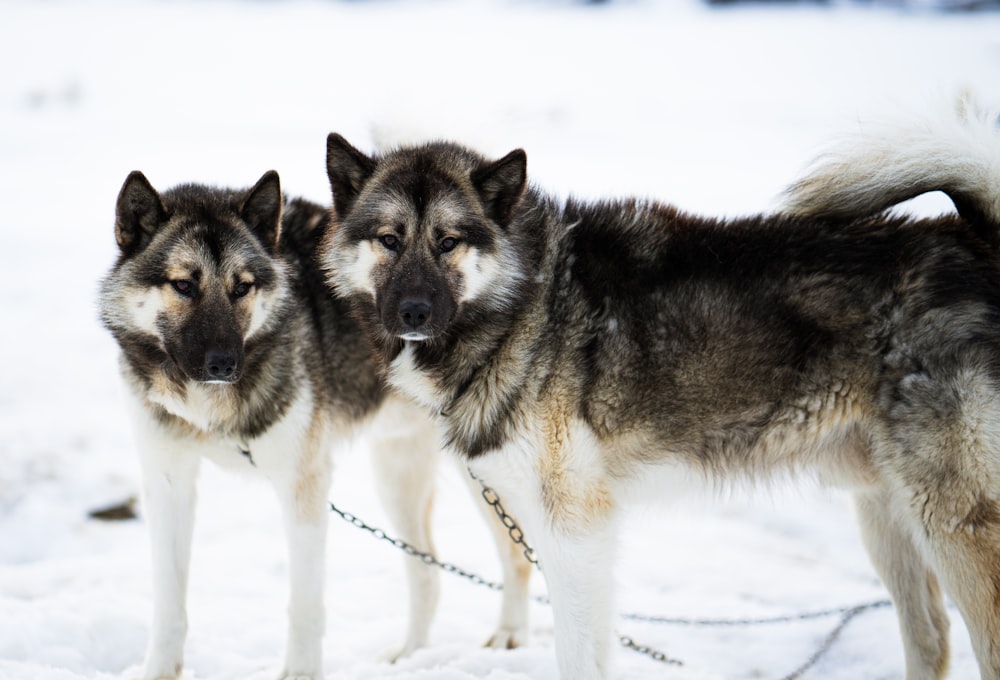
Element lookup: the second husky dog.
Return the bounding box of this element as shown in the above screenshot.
[322,101,1000,680]
[100,171,530,679]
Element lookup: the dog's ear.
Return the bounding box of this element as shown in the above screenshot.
[471,149,527,227]
[115,171,167,255]
[327,133,375,220]
[241,170,283,252]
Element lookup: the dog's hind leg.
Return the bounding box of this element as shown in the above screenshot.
[912,488,1000,679]
[854,488,950,680]
[133,421,202,680]
[900,476,1000,680]
[884,362,1000,680]
[459,463,533,650]
[368,396,441,661]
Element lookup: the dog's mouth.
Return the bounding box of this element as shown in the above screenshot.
[200,376,241,385]
[398,331,430,342]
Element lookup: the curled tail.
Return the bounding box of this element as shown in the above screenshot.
[781,94,1000,230]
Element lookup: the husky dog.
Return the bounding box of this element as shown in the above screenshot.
[321,101,1000,680]
[99,172,530,679]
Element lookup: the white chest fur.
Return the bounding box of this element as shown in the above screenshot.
[387,343,445,412]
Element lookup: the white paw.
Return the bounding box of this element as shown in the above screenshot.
[133,662,181,680]
[378,641,422,664]
[484,626,528,650]
[277,674,321,680]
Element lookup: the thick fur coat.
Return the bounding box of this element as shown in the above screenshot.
[322,101,1000,679]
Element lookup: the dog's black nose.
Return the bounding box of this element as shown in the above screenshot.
[205,350,239,381]
[399,298,432,329]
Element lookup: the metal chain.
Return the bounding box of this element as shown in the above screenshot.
[329,502,505,594]
[618,634,684,667]
[330,476,894,679]
[463,468,894,678]
[620,599,892,627]
[776,602,887,680]
[468,468,539,566]
[329,499,680,665]
[466,469,686,665]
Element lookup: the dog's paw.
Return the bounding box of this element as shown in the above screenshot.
[483,626,527,650]
[377,641,421,664]
[131,662,181,680]
[277,674,321,680]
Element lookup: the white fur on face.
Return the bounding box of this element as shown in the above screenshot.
[456,247,502,304]
[340,240,379,298]
[245,288,271,340]
[123,285,166,336]
[244,268,288,341]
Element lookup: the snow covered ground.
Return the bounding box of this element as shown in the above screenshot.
[2,1,999,678]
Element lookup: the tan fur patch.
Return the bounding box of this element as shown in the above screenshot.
[294,404,335,523]
[537,398,615,533]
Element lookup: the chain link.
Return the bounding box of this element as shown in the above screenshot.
[618,634,684,667]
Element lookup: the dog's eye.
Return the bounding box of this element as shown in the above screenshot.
[233,282,253,298]
[379,234,399,251]
[439,237,459,253]
[171,280,195,297]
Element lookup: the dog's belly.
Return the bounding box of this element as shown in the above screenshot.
[607,380,880,494]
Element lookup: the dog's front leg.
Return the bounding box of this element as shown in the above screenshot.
[278,512,328,680]
[471,438,620,680]
[460,466,532,650]
[134,427,201,680]
[531,511,619,680]
[368,402,442,662]
[267,439,332,680]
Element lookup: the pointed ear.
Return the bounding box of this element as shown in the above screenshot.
[115,171,167,255]
[471,149,527,227]
[241,170,283,251]
[326,133,375,220]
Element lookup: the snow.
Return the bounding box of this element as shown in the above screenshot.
[2,1,999,678]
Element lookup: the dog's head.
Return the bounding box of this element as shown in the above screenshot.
[322,134,528,346]
[102,171,287,385]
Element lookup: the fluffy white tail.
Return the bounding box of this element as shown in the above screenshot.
[782,94,1000,225]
